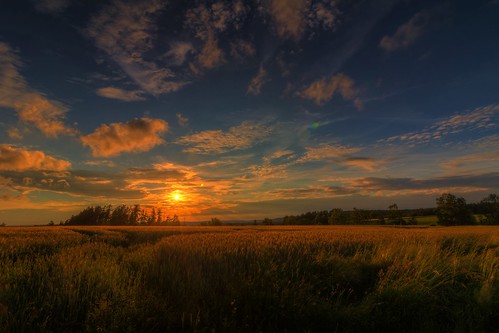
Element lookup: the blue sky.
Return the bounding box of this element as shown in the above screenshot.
[1,0,498,225]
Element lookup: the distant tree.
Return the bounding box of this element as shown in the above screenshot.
[0,222,6,227]
[328,208,346,225]
[479,193,499,225]
[156,208,163,224]
[208,217,222,226]
[262,217,273,225]
[350,208,367,224]
[436,193,475,226]
[387,203,405,225]
[110,205,130,225]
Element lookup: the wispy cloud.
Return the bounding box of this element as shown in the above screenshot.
[247,66,270,95]
[297,73,362,108]
[176,121,273,154]
[382,104,499,145]
[440,151,499,173]
[81,118,168,157]
[342,157,385,172]
[261,0,338,41]
[0,42,75,137]
[33,0,71,15]
[298,144,361,163]
[96,86,145,101]
[230,39,255,62]
[0,145,71,171]
[379,9,430,52]
[346,173,499,195]
[166,42,194,66]
[185,1,247,70]
[86,0,187,95]
[176,113,189,127]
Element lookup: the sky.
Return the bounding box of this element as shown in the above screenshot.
[1,0,499,225]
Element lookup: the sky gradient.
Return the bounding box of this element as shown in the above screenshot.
[1,0,499,225]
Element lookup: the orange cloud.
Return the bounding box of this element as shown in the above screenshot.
[81,118,168,157]
[176,121,273,154]
[0,42,75,137]
[247,66,270,96]
[96,87,145,101]
[297,73,362,108]
[342,158,385,172]
[298,144,361,162]
[0,145,71,171]
[86,1,188,95]
[262,0,338,40]
[197,31,225,69]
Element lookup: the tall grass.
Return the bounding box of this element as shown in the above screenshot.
[0,226,498,332]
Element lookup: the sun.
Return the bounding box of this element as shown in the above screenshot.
[174,193,180,201]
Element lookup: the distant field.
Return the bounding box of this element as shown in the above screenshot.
[414,215,439,225]
[1,225,498,332]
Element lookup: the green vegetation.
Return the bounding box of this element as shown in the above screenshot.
[1,226,498,332]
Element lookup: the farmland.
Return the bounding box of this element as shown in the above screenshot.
[1,225,498,332]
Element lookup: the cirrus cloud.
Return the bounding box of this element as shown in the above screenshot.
[176,121,273,154]
[81,118,168,157]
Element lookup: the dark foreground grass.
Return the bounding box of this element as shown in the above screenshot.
[0,226,498,332]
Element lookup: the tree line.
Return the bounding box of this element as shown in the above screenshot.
[64,205,181,226]
[282,193,499,226]
[61,193,499,226]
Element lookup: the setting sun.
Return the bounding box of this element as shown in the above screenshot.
[174,193,180,201]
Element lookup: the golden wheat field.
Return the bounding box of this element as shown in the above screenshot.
[1,225,498,332]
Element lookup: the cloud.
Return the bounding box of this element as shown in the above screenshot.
[230,39,255,62]
[197,31,225,69]
[166,42,194,66]
[33,0,71,14]
[0,145,71,171]
[2,169,145,200]
[7,128,23,140]
[86,0,187,95]
[382,104,499,145]
[185,1,247,70]
[247,66,270,95]
[0,42,75,137]
[440,151,499,173]
[261,0,338,40]
[81,118,168,157]
[297,73,362,108]
[176,113,189,127]
[342,158,385,172]
[347,173,499,195]
[379,10,430,52]
[96,87,145,101]
[176,121,273,154]
[298,144,361,162]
